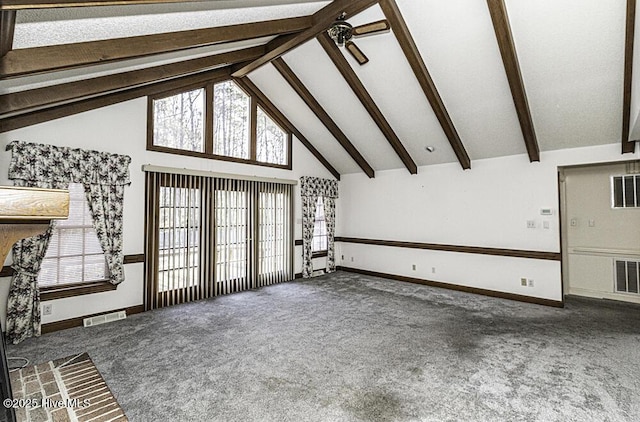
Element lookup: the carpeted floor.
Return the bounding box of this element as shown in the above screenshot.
[7,271,640,421]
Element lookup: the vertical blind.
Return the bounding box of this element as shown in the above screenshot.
[144,170,293,310]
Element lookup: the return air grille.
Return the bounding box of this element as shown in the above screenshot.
[83,311,127,327]
[615,260,640,294]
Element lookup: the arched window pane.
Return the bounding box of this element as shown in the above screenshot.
[213,81,250,159]
[256,106,287,165]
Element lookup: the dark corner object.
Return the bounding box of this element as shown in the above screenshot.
[0,330,15,422]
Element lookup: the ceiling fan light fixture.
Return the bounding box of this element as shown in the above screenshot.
[328,20,353,47]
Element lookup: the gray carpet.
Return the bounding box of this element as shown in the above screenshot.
[7,271,640,421]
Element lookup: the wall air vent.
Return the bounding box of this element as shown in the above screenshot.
[83,311,127,327]
[615,260,640,294]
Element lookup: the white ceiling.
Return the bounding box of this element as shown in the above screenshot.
[7,0,637,175]
[14,1,330,47]
[0,38,273,95]
[395,0,526,161]
[506,0,625,151]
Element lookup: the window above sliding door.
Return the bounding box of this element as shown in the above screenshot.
[213,81,251,160]
[148,79,292,169]
[152,88,205,153]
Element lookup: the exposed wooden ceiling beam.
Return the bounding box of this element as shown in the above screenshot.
[235,76,341,180]
[0,0,207,10]
[317,32,417,175]
[0,66,231,133]
[623,0,638,154]
[231,0,379,78]
[0,17,311,78]
[272,57,374,178]
[0,11,16,57]
[379,0,470,170]
[0,45,265,118]
[486,0,540,162]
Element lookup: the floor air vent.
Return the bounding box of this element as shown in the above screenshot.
[615,260,640,294]
[83,311,127,327]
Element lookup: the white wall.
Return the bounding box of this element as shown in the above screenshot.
[563,163,640,303]
[0,97,333,325]
[1,97,637,326]
[336,144,640,302]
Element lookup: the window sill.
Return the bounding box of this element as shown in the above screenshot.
[312,250,328,259]
[41,281,117,301]
[147,145,292,170]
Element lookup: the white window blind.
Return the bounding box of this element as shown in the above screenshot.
[312,197,327,252]
[38,183,108,287]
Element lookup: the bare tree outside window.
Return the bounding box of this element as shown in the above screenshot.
[256,106,287,165]
[214,81,250,159]
[259,191,286,274]
[149,80,291,168]
[153,88,205,152]
[215,190,248,282]
[158,186,200,292]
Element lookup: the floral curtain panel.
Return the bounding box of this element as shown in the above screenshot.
[6,179,62,345]
[300,176,338,278]
[5,141,131,344]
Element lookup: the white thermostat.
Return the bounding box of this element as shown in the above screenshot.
[540,208,553,216]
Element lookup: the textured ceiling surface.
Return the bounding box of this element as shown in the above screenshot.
[7,0,638,175]
[0,38,273,95]
[14,2,329,47]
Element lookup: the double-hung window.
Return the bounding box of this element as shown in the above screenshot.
[38,183,109,296]
[312,197,328,256]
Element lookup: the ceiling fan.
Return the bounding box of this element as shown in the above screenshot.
[326,13,391,65]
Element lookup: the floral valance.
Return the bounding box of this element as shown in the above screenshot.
[7,141,131,186]
[300,176,339,199]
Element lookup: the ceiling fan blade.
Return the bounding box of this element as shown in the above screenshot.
[345,41,369,65]
[352,19,390,37]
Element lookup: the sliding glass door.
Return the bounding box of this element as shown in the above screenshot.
[214,180,250,295]
[145,171,293,310]
[258,188,290,286]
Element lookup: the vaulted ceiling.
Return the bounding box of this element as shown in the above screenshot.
[1,0,638,179]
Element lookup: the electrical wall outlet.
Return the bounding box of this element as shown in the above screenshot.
[350,257,354,262]
[528,279,534,287]
[520,278,527,287]
[42,303,52,316]
[412,264,416,271]
[527,220,536,229]
[432,267,436,274]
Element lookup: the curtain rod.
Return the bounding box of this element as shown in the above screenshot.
[141,165,298,185]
